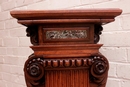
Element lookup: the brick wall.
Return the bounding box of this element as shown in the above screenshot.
[0,0,129,87]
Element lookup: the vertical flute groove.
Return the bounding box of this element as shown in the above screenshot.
[45,69,88,87]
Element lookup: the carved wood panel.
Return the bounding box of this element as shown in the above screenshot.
[10,9,122,87]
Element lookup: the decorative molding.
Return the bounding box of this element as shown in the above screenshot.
[89,53,109,87]
[25,56,89,69]
[94,24,103,43]
[26,26,39,45]
[24,53,109,87]
[44,58,89,68]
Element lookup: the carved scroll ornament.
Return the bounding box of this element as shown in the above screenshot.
[24,54,45,87]
[89,54,109,87]
[24,53,109,87]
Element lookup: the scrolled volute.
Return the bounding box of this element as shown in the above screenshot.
[24,54,45,86]
[89,54,109,86]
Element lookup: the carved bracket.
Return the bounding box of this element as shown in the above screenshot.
[26,26,39,45]
[94,24,103,43]
[89,53,109,87]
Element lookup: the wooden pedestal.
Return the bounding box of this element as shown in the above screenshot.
[10,9,122,87]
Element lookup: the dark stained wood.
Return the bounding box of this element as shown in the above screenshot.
[10,9,122,87]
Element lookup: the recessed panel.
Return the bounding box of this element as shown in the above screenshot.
[42,26,94,43]
[46,30,87,40]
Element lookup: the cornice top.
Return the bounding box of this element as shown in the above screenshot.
[10,8,122,26]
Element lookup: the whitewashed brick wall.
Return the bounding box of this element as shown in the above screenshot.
[0,0,129,87]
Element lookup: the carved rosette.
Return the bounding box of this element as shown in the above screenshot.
[89,53,109,87]
[24,54,45,87]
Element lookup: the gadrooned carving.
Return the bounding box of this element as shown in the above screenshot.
[30,58,89,68]
[94,24,103,43]
[42,58,89,68]
[89,53,109,87]
[26,26,39,45]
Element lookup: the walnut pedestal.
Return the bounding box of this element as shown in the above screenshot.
[10,9,122,87]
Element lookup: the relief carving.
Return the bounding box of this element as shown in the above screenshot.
[89,53,109,87]
[24,53,109,87]
[24,54,45,87]
[46,30,87,40]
